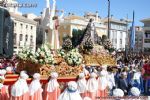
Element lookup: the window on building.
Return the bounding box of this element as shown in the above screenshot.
[112,39,114,43]
[31,26,33,30]
[13,33,16,45]
[144,39,150,43]
[26,25,28,29]
[120,32,123,37]
[14,23,16,26]
[19,34,23,41]
[120,39,122,44]
[20,23,23,28]
[115,39,117,44]
[135,38,138,41]
[144,48,150,52]
[30,35,33,45]
[139,39,142,41]
[145,32,150,38]
[25,35,28,41]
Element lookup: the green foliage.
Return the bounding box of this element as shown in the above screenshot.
[62,35,73,51]
[72,29,84,47]
[65,49,83,66]
[57,49,65,57]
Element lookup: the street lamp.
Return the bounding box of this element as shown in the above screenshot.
[107,0,110,39]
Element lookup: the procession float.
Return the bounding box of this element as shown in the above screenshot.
[15,18,116,78]
[4,0,116,88]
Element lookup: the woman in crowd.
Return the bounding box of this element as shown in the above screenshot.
[44,72,60,100]
[58,81,82,100]
[77,73,87,98]
[10,71,29,100]
[29,73,43,100]
[0,76,9,100]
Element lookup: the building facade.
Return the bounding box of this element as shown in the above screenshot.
[10,13,37,54]
[141,18,150,53]
[134,26,143,52]
[103,18,129,51]
[1,0,37,54]
[58,12,107,46]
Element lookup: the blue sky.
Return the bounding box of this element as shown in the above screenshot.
[18,0,150,26]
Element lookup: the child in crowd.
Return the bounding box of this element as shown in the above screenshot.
[0,77,9,100]
[118,72,129,95]
[58,81,82,100]
[130,68,144,93]
[29,73,43,100]
[11,71,29,100]
[44,72,60,100]
[107,67,116,96]
[86,72,98,100]
[97,66,108,97]
[77,73,87,98]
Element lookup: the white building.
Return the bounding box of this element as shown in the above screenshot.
[58,12,107,45]
[35,12,107,46]
[2,0,38,54]
[141,18,150,53]
[10,13,37,54]
[103,18,129,51]
[134,26,143,52]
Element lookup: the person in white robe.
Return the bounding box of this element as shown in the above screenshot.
[58,81,82,100]
[44,72,60,100]
[77,73,87,98]
[107,69,116,95]
[97,66,109,97]
[86,72,98,100]
[82,64,89,76]
[29,73,43,100]
[0,69,6,79]
[10,72,29,100]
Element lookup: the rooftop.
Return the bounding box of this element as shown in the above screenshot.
[141,18,150,23]
[10,12,37,25]
[64,15,85,20]
[102,17,130,25]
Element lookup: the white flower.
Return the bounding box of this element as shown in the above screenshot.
[35,52,39,57]
[37,48,41,53]
[30,55,33,59]
[40,51,45,56]
[39,59,43,63]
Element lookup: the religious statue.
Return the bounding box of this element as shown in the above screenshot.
[77,18,103,53]
[51,10,64,49]
[81,18,101,45]
[41,0,64,49]
[87,18,95,43]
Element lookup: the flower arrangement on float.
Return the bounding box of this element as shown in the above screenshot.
[64,49,83,66]
[57,49,65,58]
[18,47,35,61]
[34,43,54,64]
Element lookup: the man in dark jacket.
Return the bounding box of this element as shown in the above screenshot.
[118,72,129,95]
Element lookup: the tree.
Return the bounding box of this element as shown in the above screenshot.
[72,29,84,47]
[62,35,72,51]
